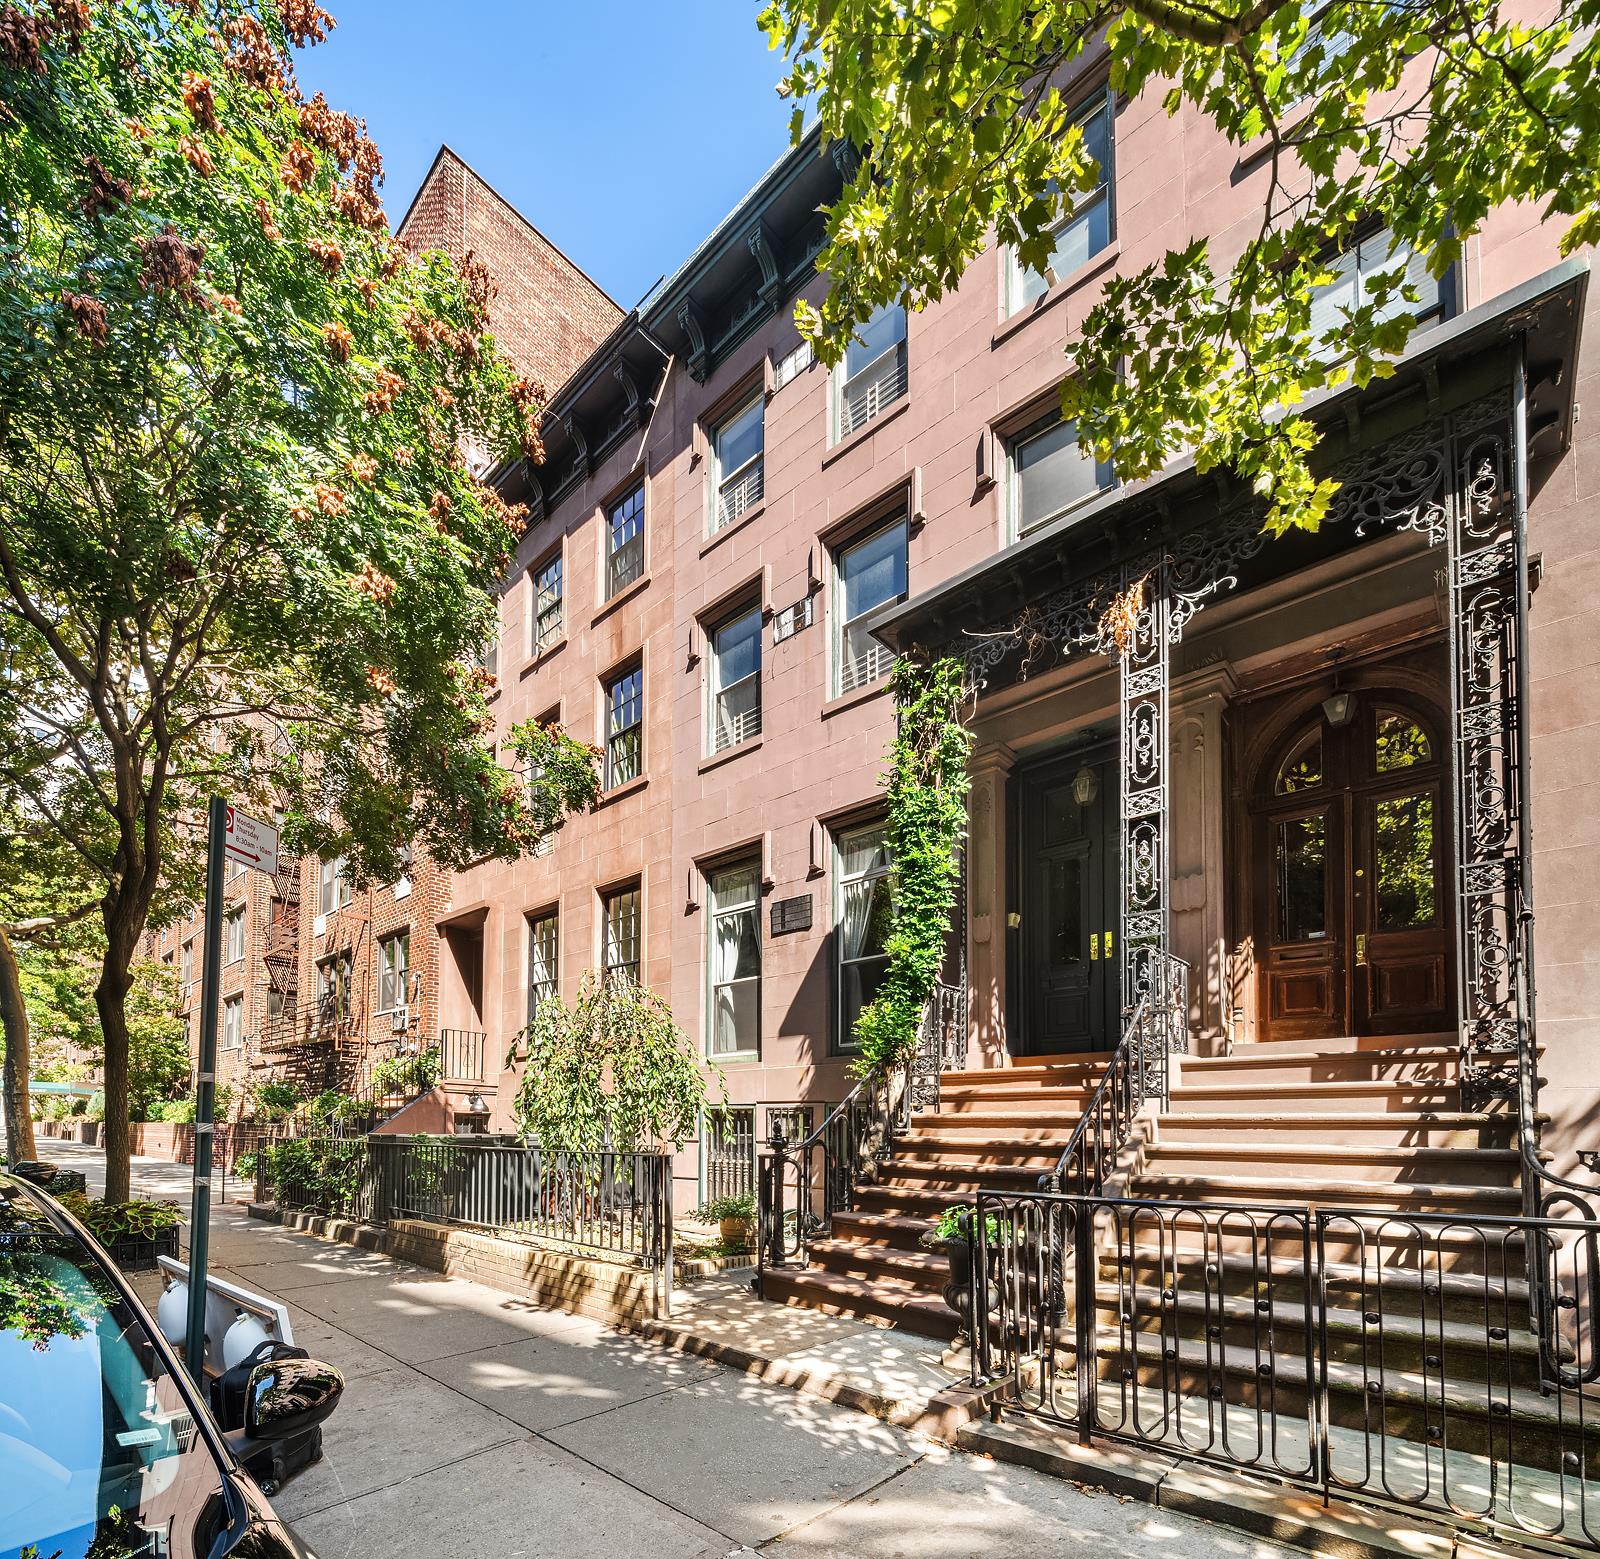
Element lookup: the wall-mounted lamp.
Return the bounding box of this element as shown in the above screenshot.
[1321,690,1356,729]
[1071,764,1099,806]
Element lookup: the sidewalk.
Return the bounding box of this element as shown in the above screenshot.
[26,1141,1309,1558]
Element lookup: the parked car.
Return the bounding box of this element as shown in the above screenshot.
[0,1169,343,1558]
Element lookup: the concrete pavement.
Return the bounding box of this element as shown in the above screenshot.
[20,1141,1311,1558]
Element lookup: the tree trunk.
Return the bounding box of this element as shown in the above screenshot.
[0,926,37,1163]
[96,953,134,1204]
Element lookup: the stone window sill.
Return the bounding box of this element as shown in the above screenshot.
[992,242,1121,349]
[698,735,763,774]
[593,573,651,627]
[593,774,649,809]
[821,678,892,720]
[822,395,911,469]
[700,503,766,558]
[519,636,566,678]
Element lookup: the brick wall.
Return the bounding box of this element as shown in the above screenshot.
[396,145,622,392]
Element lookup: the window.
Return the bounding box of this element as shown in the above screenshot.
[533,552,563,652]
[223,905,245,965]
[1309,227,1448,344]
[1008,412,1113,539]
[709,605,762,753]
[268,985,286,1025]
[180,939,194,986]
[222,994,243,1051]
[707,861,761,1059]
[774,339,813,390]
[606,483,645,596]
[710,393,765,532]
[602,884,641,986]
[226,854,246,882]
[378,930,410,1012]
[834,516,908,695]
[318,855,351,916]
[703,1105,756,1201]
[1007,88,1114,314]
[470,629,499,681]
[836,301,908,439]
[835,823,893,1051]
[316,951,353,1021]
[527,909,558,1030]
[603,664,643,788]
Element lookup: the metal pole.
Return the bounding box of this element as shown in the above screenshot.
[185,796,226,1381]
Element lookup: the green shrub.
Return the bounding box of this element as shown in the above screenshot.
[251,1080,302,1121]
[57,1192,181,1243]
[371,1049,443,1096]
[695,1193,755,1223]
[260,1137,366,1215]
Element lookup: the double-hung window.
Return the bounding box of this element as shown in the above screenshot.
[317,951,353,1021]
[711,394,764,532]
[470,629,499,681]
[834,516,908,695]
[835,823,893,1052]
[378,930,409,1013]
[709,605,762,753]
[603,665,643,789]
[222,994,243,1051]
[223,906,246,965]
[1309,226,1449,344]
[180,939,194,987]
[1007,88,1114,314]
[836,302,908,439]
[527,909,558,1030]
[1008,411,1113,540]
[606,483,645,596]
[707,861,760,1060]
[527,705,562,856]
[318,856,351,917]
[602,884,641,986]
[533,553,563,652]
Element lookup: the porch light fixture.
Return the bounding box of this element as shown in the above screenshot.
[466,1092,486,1114]
[1071,764,1099,806]
[1322,690,1356,728]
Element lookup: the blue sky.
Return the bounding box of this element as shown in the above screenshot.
[296,0,799,309]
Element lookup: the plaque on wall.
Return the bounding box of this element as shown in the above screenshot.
[770,894,813,935]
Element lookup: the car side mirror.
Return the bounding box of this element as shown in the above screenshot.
[243,1355,345,1444]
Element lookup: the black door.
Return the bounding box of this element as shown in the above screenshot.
[1015,748,1119,1056]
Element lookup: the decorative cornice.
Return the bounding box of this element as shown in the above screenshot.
[677,299,710,384]
[746,219,785,310]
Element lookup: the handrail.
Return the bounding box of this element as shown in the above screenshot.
[1045,992,1151,1195]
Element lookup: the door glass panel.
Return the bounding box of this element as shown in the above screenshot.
[1276,729,1324,794]
[1375,711,1431,772]
[1375,791,1436,928]
[1044,855,1084,971]
[1277,813,1327,942]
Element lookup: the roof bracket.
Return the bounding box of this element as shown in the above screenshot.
[746,220,786,310]
[677,299,710,383]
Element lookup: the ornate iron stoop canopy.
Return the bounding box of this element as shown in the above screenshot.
[871,259,1587,1104]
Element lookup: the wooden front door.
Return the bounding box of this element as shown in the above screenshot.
[1016,748,1119,1055]
[1251,693,1452,1043]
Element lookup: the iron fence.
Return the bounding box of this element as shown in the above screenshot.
[441,1028,487,1081]
[256,1134,674,1306]
[972,1186,1600,1551]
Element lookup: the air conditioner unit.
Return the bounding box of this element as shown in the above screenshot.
[390,1007,410,1034]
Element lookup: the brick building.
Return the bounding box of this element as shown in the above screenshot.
[144,146,619,1118]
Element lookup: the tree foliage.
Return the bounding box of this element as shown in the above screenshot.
[512,971,727,1154]
[852,657,972,1075]
[0,1,558,1197]
[761,0,1600,533]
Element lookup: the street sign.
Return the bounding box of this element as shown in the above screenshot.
[223,804,278,876]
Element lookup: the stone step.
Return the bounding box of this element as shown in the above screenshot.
[934,1088,1097,1115]
[808,1237,949,1289]
[1242,1031,1455,1053]
[1128,1169,1524,1215]
[827,1209,936,1252]
[1177,1047,1459,1087]
[1140,1141,1522,1187]
[856,1183,986,1218]
[1155,1111,1515,1148]
[1168,1080,1463,1113]
[890,1134,1071,1167]
[1103,1244,1533,1322]
[878,1158,1053,1191]
[939,1054,1110,1085]
[759,1265,959,1340]
[904,1117,1073,1143]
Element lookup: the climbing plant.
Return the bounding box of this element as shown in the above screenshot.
[852,656,973,1076]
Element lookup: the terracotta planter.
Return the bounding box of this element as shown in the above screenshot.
[719,1215,753,1251]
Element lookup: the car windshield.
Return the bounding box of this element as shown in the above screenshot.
[0,1185,227,1559]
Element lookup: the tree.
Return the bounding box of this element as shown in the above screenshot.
[761,0,1600,534]
[0,2,564,1200]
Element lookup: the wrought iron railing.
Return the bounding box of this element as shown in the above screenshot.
[1047,950,1189,1197]
[715,456,764,531]
[839,345,907,438]
[756,1060,908,1278]
[257,1134,675,1308]
[440,1028,487,1082]
[972,1186,1600,1552]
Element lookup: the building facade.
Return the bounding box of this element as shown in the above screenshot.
[453,77,1596,1218]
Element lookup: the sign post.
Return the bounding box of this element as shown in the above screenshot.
[185,799,277,1380]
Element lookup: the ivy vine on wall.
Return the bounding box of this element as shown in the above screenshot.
[852,656,973,1077]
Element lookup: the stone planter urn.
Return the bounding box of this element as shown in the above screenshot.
[923,1213,1002,1342]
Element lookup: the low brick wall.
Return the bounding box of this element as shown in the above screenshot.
[250,1203,667,1326]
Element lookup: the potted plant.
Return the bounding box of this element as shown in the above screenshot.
[57,1192,182,1270]
[919,1204,1008,1338]
[697,1192,756,1252]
